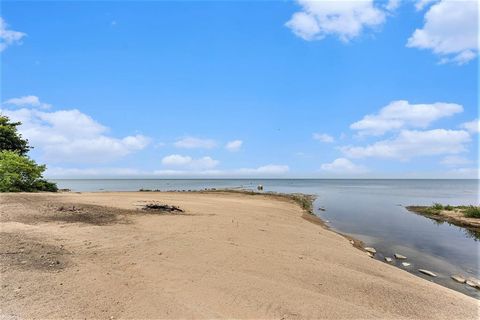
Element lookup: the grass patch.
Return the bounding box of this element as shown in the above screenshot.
[289,194,314,215]
[464,206,480,218]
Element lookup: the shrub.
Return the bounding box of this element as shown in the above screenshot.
[0,151,57,192]
[432,203,444,210]
[464,206,480,218]
[444,205,454,211]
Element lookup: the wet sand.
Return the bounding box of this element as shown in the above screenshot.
[0,192,478,319]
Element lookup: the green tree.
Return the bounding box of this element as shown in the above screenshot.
[0,115,31,155]
[0,115,57,192]
[0,151,57,192]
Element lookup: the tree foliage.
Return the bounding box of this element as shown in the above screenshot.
[0,115,57,192]
[0,115,31,156]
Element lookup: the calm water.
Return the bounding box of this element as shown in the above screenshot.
[53,179,479,298]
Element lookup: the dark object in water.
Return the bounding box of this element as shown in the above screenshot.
[257,185,264,191]
[143,203,184,213]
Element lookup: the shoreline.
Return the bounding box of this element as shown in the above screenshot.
[406,205,480,235]
[1,191,477,318]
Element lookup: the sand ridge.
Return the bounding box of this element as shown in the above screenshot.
[0,191,478,319]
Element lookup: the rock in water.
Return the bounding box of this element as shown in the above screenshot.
[451,275,466,283]
[419,269,437,277]
[402,262,411,267]
[364,247,376,254]
[384,257,393,263]
[394,253,407,260]
[466,279,480,289]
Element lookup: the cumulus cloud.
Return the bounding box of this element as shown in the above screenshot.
[407,0,478,65]
[174,137,217,149]
[341,129,471,160]
[161,154,219,170]
[1,100,150,163]
[285,0,386,42]
[460,119,479,134]
[415,0,438,11]
[320,158,367,173]
[313,133,335,143]
[0,17,26,51]
[225,140,243,152]
[4,95,51,109]
[350,100,463,136]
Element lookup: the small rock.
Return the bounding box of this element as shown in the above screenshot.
[384,257,393,263]
[364,247,376,254]
[451,275,466,283]
[20,260,27,264]
[419,269,437,277]
[366,252,374,258]
[402,262,411,267]
[466,279,480,289]
[394,253,407,260]
[350,240,354,245]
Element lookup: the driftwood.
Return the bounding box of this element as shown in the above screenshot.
[142,203,184,213]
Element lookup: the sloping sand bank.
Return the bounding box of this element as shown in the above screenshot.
[1,192,478,319]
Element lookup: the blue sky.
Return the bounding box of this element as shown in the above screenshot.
[1,0,478,178]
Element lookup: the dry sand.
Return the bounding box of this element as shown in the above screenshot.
[0,191,478,319]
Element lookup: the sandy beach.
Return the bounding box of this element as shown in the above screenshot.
[0,191,478,319]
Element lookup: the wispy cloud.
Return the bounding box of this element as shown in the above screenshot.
[313,133,334,143]
[225,140,243,152]
[320,158,367,174]
[174,137,217,149]
[0,17,26,51]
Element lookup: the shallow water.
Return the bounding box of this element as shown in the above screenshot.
[53,179,479,298]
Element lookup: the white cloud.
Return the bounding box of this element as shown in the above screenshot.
[0,17,26,52]
[313,133,335,143]
[320,158,367,173]
[174,137,217,149]
[1,102,150,163]
[286,0,386,42]
[385,0,401,12]
[341,129,471,160]
[161,154,219,170]
[440,155,472,166]
[225,140,243,152]
[4,95,51,109]
[415,0,438,11]
[350,100,463,136]
[460,119,479,134]
[407,0,478,65]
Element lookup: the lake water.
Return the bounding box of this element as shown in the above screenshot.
[53,179,479,298]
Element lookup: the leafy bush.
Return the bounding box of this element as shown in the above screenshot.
[444,205,454,211]
[432,203,444,210]
[464,206,480,218]
[0,151,57,192]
